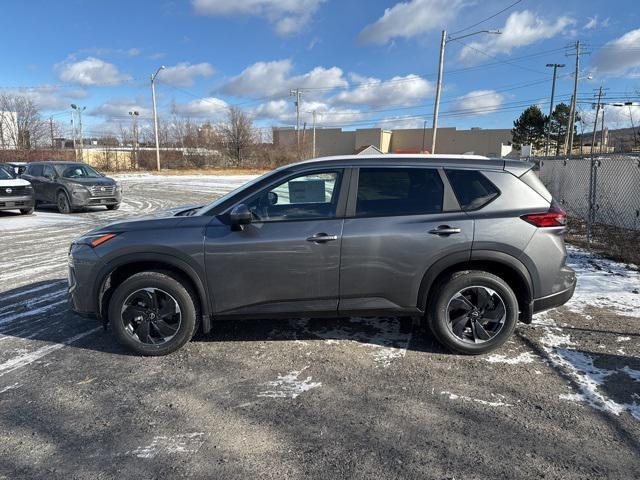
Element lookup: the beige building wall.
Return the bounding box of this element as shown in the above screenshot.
[274,126,513,158]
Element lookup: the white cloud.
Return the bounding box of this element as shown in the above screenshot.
[192,0,325,35]
[459,11,574,63]
[171,97,229,118]
[377,117,425,129]
[579,104,640,130]
[452,90,505,115]
[590,29,640,77]
[90,98,152,119]
[584,15,609,30]
[55,57,132,86]
[223,59,347,98]
[333,74,432,107]
[3,85,88,111]
[358,0,464,45]
[157,62,215,87]
[251,99,363,125]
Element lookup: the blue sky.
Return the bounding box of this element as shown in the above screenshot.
[1,0,639,137]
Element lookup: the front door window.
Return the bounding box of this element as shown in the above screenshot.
[245,170,342,222]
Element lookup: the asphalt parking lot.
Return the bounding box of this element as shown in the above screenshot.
[0,174,638,480]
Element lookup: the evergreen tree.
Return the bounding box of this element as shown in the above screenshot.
[511,106,547,151]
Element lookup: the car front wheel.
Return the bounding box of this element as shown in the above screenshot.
[427,270,519,355]
[20,208,34,215]
[106,204,120,210]
[108,271,198,356]
[57,191,73,214]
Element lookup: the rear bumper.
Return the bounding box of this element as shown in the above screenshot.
[532,266,576,313]
[0,195,34,211]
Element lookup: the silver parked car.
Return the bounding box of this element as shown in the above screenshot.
[68,155,576,356]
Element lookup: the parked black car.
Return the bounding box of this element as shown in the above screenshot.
[22,161,122,213]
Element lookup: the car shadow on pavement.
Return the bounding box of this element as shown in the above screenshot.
[1,280,447,357]
[198,315,449,355]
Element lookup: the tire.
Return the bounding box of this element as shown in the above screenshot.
[108,271,198,356]
[20,208,34,215]
[427,270,519,355]
[106,204,120,210]
[57,191,73,214]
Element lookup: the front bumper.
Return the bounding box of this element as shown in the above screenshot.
[69,188,122,208]
[68,243,103,316]
[532,266,576,313]
[0,195,34,211]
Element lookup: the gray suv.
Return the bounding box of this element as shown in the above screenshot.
[69,155,575,356]
[22,161,121,213]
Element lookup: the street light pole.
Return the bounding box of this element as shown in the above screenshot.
[129,111,139,168]
[430,29,501,154]
[312,110,317,158]
[151,66,165,171]
[70,104,86,161]
[544,63,565,157]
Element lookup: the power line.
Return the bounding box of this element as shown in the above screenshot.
[450,0,524,36]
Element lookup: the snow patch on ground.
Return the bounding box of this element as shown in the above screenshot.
[484,352,537,365]
[564,246,640,317]
[258,366,321,399]
[307,317,412,368]
[129,432,206,458]
[440,390,513,407]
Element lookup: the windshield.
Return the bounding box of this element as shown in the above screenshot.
[0,166,13,179]
[196,170,277,216]
[59,164,102,179]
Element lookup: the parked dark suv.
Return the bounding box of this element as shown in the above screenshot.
[69,155,575,356]
[23,161,121,213]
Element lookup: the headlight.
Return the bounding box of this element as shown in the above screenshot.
[74,232,118,248]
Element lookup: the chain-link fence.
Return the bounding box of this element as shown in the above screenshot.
[538,153,640,264]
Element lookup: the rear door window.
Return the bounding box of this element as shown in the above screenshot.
[445,170,500,210]
[355,168,444,217]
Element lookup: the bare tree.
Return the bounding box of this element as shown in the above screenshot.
[217,107,255,166]
[0,93,47,149]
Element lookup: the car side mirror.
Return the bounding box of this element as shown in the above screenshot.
[229,204,252,230]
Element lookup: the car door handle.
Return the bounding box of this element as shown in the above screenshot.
[428,225,461,236]
[306,233,338,243]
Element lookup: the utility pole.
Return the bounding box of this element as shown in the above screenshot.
[129,110,139,168]
[421,119,427,152]
[600,107,606,154]
[71,112,77,160]
[431,29,446,155]
[544,63,564,157]
[71,104,86,161]
[49,116,54,149]
[151,65,165,171]
[290,88,302,158]
[430,29,500,154]
[564,41,588,156]
[587,86,604,247]
[312,110,317,158]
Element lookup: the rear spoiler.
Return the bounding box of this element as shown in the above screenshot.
[503,160,534,177]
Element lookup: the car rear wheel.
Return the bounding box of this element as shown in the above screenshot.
[108,271,198,356]
[427,271,518,355]
[57,191,73,214]
[106,204,120,210]
[20,208,34,215]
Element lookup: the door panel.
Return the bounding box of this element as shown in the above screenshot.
[204,218,343,315]
[339,213,473,313]
[339,166,472,314]
[204,168,350,316]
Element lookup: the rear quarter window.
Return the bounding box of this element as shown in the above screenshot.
[445,169,500,211]
[519,169,552,202]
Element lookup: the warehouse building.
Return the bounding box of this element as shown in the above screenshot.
[273,126,515,158]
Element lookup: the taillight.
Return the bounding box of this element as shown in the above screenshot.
[521,202,566,227]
